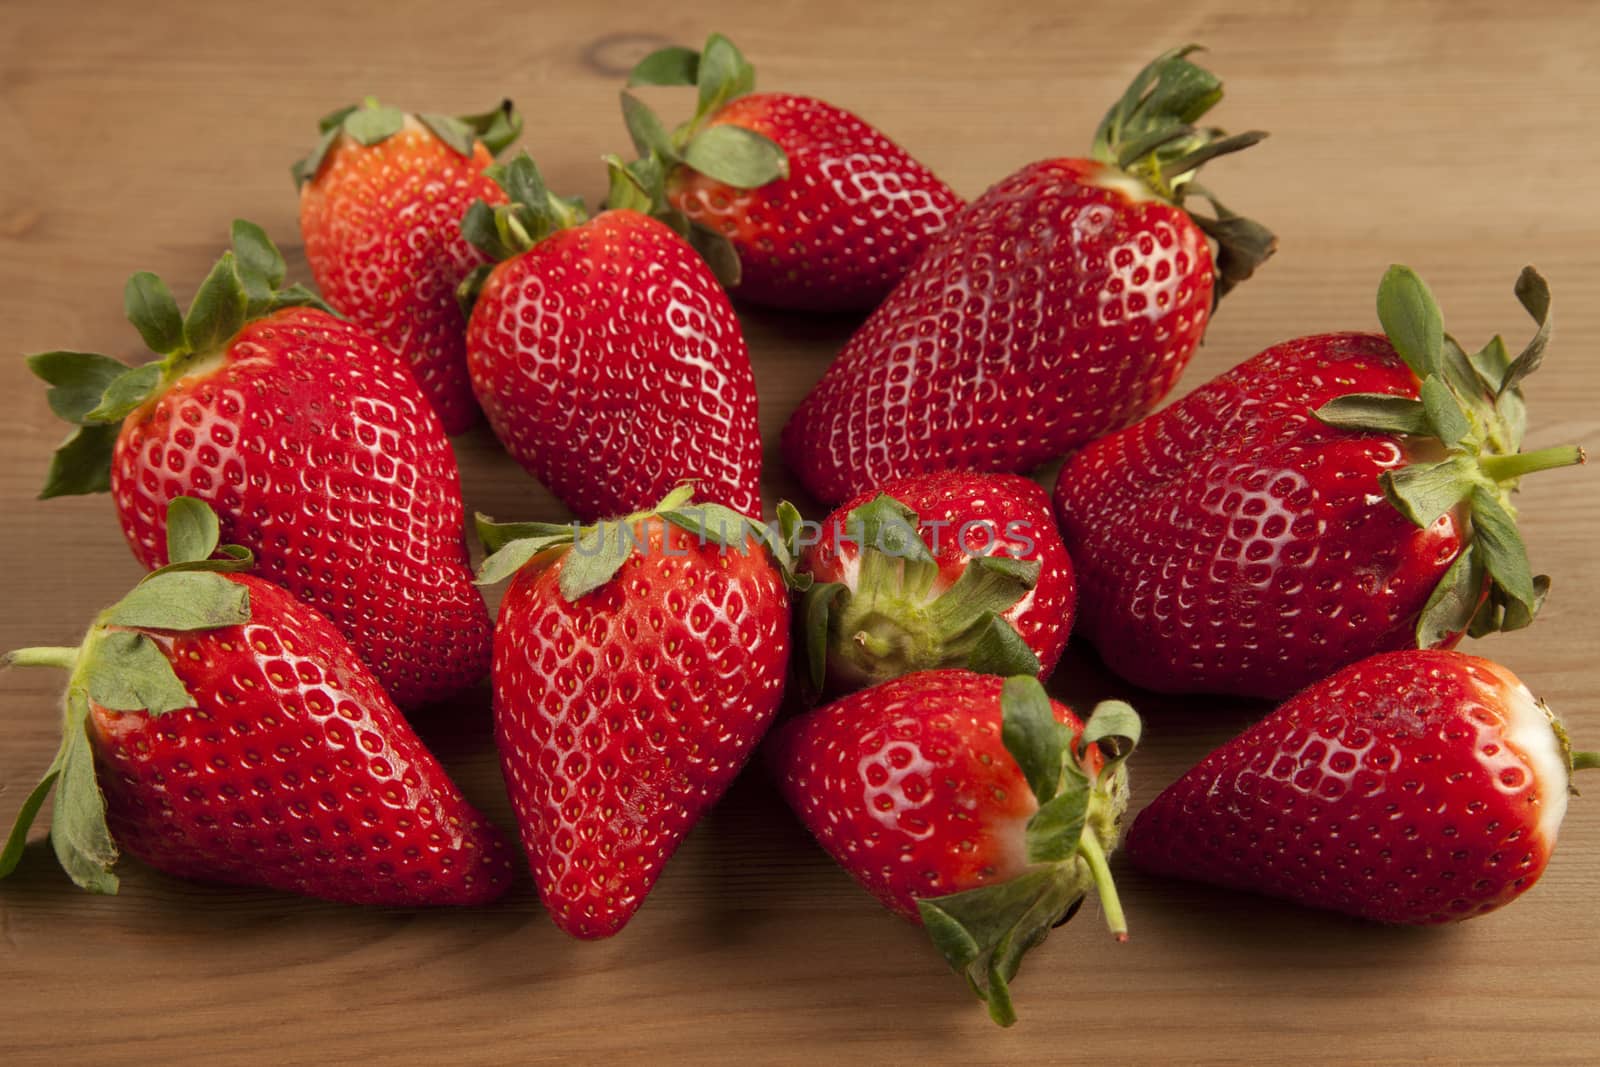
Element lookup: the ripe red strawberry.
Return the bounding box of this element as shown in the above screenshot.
[619,33,963,311]
[29,223,492,712]
[0,500,512,905]
[296,98,521,434]
[460,154,763,521]
[768,669,1141,1025]
[475,489,791,938]
[795,471,1074,695]
[1054,265,1585,699]
[1125,650,1595,923]
[780,47,1273,505]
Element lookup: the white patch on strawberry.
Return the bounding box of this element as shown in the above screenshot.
[1487,672,1570,847]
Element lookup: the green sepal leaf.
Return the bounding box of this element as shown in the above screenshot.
[1024,779,1090,864]
[1467,573,1550,639]
[50,695,119,893]
[1185,197,1278,301]
[455,99,522,157]
[291,124,341,188]
[966,615,1044,678]
[85,630,194,717]
[776,500,805,562]
[316,104,358,133]
[1469,487,1536,610]
[917,864,1086,1028]
[801,580,846,692]
[1465,333,1511,394]
[265,283,335,316]
[846,494,935,565]
[1418,376,1472,449]
[343,104,406,145]
[475,512,576,555]
[150,543,254,577]
[558,522,642,602]
[27,351,129,425]
[928,555,1040,634]
[684,221,743,289]
[474,535,571,587]
[417,112,475,157]
[1080,700,1143,772]
[1380,457,1474,529]
[1313,392,1430,437]
[165,496,220,565]
[604,153,659,215]
[628,45,700,87]
[82,363,161,424]
[682,125,787,189]
[102,571,250,632]
[0,754,64,879]
[39,423,118,499]
[1416,546,1484,647]
[620,91,679,164]
[695,33,756,122]
[231,219,287,313]
[1375,264,1444,381]
[123,272,186,356]
[661,502,761,550]
[1499,266,1552,397]
[1091,45,1216,168]
[1000,675,1066,807]
[182,251,247,356]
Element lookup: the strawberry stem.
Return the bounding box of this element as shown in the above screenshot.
[1078,828,1128,941]
[1572,751,1600,772]
[1481,445,1586,483]
[5,646,79,672]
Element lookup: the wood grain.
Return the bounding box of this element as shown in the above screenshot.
[3,0,1598,1063]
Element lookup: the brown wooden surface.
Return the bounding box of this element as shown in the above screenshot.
[3,1,1598,1063]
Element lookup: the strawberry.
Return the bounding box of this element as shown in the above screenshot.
[618,32,963,311]
[295,98,521,434]
[0,499,512,905]
[794,471,1074,695]
[1053,265,1585,699]
[460,154,763,521]
[28,222,491,712]
[768,669,1141,1025]
[474,488,791,938]
[780,46,1274,505]
[1125,650,1596,923]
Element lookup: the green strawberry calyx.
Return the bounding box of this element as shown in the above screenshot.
[1091,45,1276,300]
[1314,265,1586,648]
[798,493,1043,697]
[0,499,255,894]
[474,485,810,601]
[455,152,591,315]
[919,677,1141,1028]
[604,32,790,289]
[291,96,523,188]
[28,221,334,501]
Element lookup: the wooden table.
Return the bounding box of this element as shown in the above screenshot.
[3,1,1597,1062]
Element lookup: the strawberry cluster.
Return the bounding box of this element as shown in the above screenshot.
[3,34,1591,1029]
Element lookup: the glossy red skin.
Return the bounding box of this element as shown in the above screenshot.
[1125,650,1563,924]
[1053,332,1463,700]
[493,519,790,938]
[466,210,763,521]
[769,669,1095,921]
[89,575,513,905]
[110,307,491,713]
[801,471,1076,681]
[300,125,506,434]
[781,157,1214,505]
[669,92,963,312]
